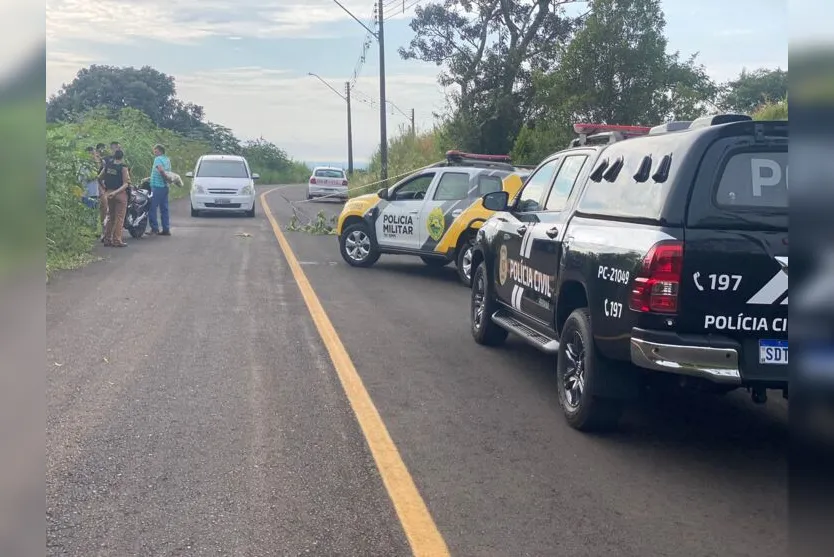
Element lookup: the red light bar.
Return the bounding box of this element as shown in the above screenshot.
[573,123,652,135]
[446,150,512,163]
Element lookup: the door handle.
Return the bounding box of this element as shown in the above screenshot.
[452,209,462,217]
[516,225,528,235]
[409,210,419,214]
[545,227,559,239]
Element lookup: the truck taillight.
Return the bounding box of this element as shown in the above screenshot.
[342,179,348,186]
[629,241,683,314]
[310,177,317,184]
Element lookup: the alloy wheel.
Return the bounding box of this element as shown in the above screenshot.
[562,330,586,409]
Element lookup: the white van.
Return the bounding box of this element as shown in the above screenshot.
[187,154,259,217]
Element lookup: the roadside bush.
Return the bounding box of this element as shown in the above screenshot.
[348,125,448,197]
[45,107,307,274]
[751,97,788,120]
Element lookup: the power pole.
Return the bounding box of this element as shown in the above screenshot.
[345,82,354,176]
[378,0,388,181]
[410,108,415,136]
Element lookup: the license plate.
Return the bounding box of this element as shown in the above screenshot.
[759,339,788,365]
[214,198,230,204]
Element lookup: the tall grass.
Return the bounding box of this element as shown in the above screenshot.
[348,125,448,197]
[751,97,788,120]
[45,107,308,274]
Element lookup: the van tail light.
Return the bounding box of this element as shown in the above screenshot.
[629,241,683,314]
[342,179,348,186]
[310,177,317,184]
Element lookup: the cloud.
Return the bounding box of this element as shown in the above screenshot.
[172,66,448,162]
[715,28,755,37]
[46,0,381,45]
[45,51,97,96]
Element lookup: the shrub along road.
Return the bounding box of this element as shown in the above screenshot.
[47,185,787,557]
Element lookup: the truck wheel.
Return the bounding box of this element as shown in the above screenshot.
[471,262,508,346]
[339,223,380,267]
[557,308,624,432]
[420,256,449,267]
[456,235,476,287]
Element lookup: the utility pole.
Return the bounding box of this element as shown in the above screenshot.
[410,108,415,136]
[345,82,353,176]
[378,0,388,181]
[307,72,353,176]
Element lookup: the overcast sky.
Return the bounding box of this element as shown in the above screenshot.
[42,0,792,164]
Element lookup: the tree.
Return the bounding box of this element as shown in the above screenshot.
[400,0,580,154]
[720,68,788,114]
[512,0,718,164]
[47,65,178,124]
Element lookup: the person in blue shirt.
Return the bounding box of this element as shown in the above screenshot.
[148,144,172,236]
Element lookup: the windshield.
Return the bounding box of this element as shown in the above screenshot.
[315,169,345,178]
[196,160,249,178]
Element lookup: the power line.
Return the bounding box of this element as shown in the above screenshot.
[385,0,421,20]
[349,3,378,88]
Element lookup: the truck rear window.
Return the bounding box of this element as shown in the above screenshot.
[715,152,787,210]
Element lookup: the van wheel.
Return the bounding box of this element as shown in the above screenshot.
[471,262,508,346]
[557,308,624,432]
[420,256,449,267]
[339,223,380,267]
[191,205,199,217]
[246,204,256,218]
[456,236,476,287]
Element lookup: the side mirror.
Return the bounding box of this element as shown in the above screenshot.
[252,173,260,180]
[185,171,193,178]
[377,187,389,199]
[482,191,509,211]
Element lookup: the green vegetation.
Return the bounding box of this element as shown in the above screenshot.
[349,126,448,197]
[349,0,789,188]
[46,66,310,276]
[751,97,788,120]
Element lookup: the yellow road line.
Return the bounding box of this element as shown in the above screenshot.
[260,189,451,557]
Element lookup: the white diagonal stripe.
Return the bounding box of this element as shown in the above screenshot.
[519,228,530,257]
[522,226,534,259]
[747,257,788,305]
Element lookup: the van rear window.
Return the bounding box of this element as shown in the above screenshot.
[715,152,787,210]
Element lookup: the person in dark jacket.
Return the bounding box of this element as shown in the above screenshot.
[97,149,131,247]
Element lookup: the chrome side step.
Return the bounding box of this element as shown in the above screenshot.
[491,309,560,354]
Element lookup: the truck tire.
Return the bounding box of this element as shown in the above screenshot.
[556,308,624,432]
[339,223,380,267]
[471,262,508,346]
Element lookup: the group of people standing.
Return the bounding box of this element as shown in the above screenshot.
[82,143,173,246]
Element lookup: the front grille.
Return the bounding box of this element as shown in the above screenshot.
[205,202,242,208]
[207,189,238,195]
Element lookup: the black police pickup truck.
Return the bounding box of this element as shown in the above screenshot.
[469,114,788,431]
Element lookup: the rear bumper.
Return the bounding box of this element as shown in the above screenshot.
[630,328,787,387]
[308,186,348,199]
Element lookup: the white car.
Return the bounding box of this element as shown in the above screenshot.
[187,154,259,217]
[307,167,349,201]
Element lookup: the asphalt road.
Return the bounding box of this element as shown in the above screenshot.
[47,185,788,557]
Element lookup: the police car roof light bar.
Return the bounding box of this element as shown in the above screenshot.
[446,150,513,163]
[572,123,652,136]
